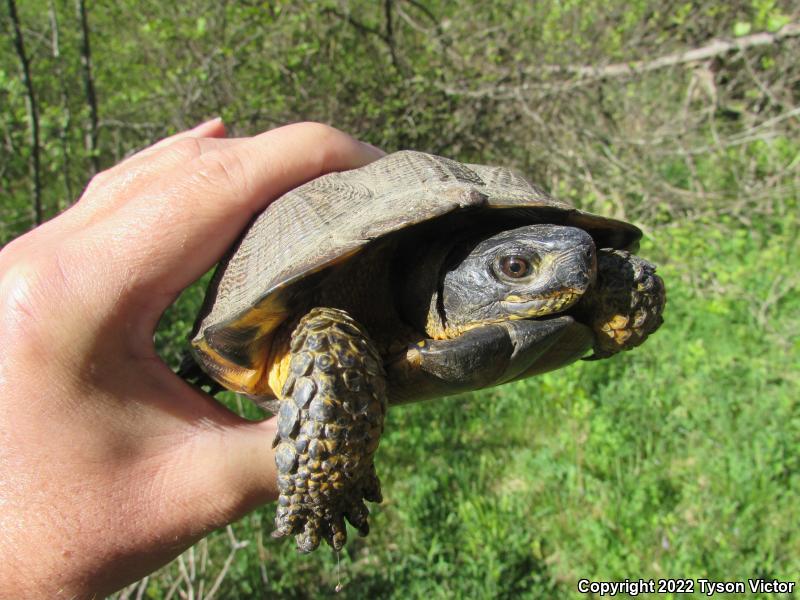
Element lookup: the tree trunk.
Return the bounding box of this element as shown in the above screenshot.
[76,0,100,175]
[49,0,74,206]
[7,0,43,226]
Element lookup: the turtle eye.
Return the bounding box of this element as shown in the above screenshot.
[498,255,532,279]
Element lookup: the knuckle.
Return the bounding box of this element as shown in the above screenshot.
[295,121,339,140]
[79,167,126,206]
[84,169,113,195]
[0,230,74,311]
[291,122,350,174]
[0,253,63,338]
[193,150,248,195]
[297,122,344,152]
[168,137,205,160]
[0,231,32,264]
[0,239,100,367]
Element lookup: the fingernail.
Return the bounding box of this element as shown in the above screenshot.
[360,141,386,157]
[194,116,223,130]
[192,117,226,138]
[192,117,225,137]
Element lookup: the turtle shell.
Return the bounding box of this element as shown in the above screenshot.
[189,150,641,392]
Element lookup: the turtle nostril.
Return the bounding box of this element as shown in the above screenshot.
[572,265,595,290]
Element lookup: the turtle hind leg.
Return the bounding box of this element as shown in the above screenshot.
[271,307,387,553]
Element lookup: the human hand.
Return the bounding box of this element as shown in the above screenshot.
[0,120,384,598]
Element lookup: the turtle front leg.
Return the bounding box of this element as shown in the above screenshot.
[271,307,387,552]
[575,249,666,359]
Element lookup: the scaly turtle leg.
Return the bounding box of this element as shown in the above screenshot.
[271,307,386,552]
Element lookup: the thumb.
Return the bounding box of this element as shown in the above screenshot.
[160,409,280,532]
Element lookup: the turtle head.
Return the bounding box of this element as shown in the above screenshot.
[427,224,597,338]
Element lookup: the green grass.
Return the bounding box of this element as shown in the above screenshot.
[125,215,799,599]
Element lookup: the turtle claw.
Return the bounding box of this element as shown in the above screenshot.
[345,500,370,536]
[272,473,379,552]
[271,307,387,552]
[328,514,347,551]
[296,517,322,553]
[362,464,383,503]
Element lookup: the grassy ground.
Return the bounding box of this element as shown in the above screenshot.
[120,213,799,599]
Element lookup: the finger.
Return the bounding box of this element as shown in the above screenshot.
[181,417,281,526]
[76,137,242,216]
[132,373,280,537]
[16,136,243,276]
[100,118,231,186]
[86,118,228,202]
[104,122,385,319]
[89,393,280,592]
[53,121,234,234]
[148,117,227,152]
[68,123,232,215]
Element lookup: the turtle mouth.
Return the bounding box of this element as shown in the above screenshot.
[500,289,583,319]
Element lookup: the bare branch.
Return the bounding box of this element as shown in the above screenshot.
[322,3,406,73]
[557,22,800,79]
[404,0,438,27]
[204,526,248,600]
[444,23,800,99]
[384,0,400,71]
[322,6,386,41]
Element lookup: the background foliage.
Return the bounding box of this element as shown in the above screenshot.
[2,1,798,598]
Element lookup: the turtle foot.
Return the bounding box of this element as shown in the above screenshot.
[271,307,386,552]
[577,248,666,359]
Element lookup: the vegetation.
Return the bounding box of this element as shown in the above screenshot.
[2,1,798,598]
